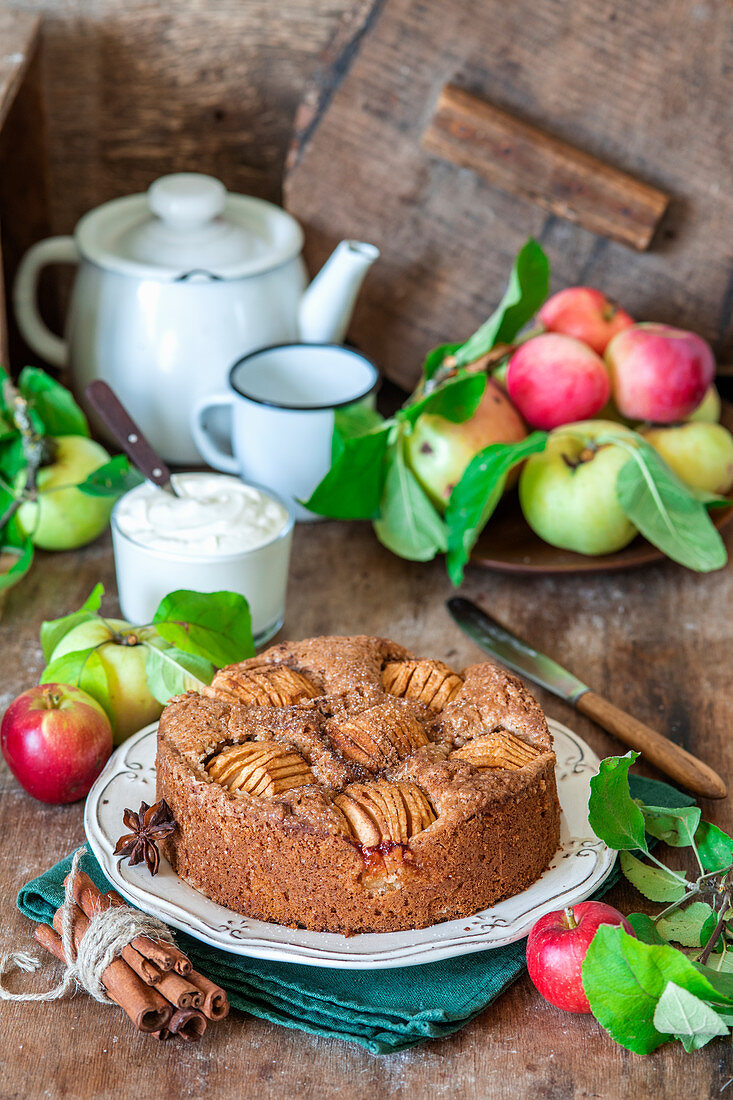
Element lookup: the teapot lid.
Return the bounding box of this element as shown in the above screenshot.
[75,173,304,280]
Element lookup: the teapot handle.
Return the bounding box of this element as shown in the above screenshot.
[13,236,79,368]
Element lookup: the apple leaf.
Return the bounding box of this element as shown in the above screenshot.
[451,239,549,368]
[16,366,90,438]
[0,435,26,484]
[619,851,690,902]
[374,441,447,561]
[304,423,393,520]
[332,405,386,462]
[422,342,462,382]
[0,530,34,594]
[152,589,254,668]
[444,432,548,585]
[626,913,669,945]
[582,925,733,1054]
[77,455,143,497]
[616,440,727,572]
[39,645,113,725]
[588,752,649,852]
[699,950,733,977]
[657,902,715,947]
[40,583,105,661]
[143,643,214,705]
[692,963,733,1002]
[695,821,733,873]
[639,803,702,848]
[653,982,728,1049]
[397,372,487,427]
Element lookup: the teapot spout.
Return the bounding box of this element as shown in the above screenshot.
[298,240,379,344]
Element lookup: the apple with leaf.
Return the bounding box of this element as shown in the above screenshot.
[533,751,733,1055]
[0,366,140,592]
[303,240,732,581]
[37,583,255,744]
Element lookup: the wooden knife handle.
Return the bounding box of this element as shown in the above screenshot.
[85,380,172,490]
[576,690,726,800]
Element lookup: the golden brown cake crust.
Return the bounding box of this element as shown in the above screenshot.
[156,634,561,934]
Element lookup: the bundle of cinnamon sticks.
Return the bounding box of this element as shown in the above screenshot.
[33,871,229,1042]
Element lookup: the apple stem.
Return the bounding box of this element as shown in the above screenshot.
[564,906,578,930]
[42,686,64,710]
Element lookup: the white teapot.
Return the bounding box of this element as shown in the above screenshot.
[13,173,378,463]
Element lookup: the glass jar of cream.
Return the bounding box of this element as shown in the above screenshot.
[111,473,293,646]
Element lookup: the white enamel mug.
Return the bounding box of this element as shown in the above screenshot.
[190,343,380,520]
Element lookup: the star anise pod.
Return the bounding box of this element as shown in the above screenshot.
[114,799,176,876]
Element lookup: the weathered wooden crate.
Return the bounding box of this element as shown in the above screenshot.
[0,10,52,371]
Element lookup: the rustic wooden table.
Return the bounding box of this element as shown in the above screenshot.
[0,522,731,1098]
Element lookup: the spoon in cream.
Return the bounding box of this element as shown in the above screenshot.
[85,380,179,496]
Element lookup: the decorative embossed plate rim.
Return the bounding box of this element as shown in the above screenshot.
[84,719,615,969]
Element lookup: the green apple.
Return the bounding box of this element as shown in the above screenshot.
[641,421,733,495]
[50,618,164,743]
[16,435,113,551]
[406,379,526,511]
[687,385,721,423]
[519,420,638,555]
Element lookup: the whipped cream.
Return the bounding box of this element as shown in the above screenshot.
[114,473,289,556]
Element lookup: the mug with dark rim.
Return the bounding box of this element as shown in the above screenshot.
[190,343,380,520]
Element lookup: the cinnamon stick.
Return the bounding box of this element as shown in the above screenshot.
[187,970,229,1020]
[167,1006,207,1043]
[68,872,192,975]
[50,904,172,1033]
[154,970,202,1009]
[34,922,67,961]
[105,887,192,975]
[120,942,164,986]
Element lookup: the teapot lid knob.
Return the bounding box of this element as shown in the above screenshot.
[147,173,226,228]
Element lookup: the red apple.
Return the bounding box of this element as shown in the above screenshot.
[539,287,634,354]
[605,323,715,423]
[526,902,635,1013]
[1,684,113,803]
[507,334,610,430]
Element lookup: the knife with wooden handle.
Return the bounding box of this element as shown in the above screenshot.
[447,596,726,800]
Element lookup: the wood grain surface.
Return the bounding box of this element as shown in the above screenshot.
[286,0,733,390]
[0,522,731,1097]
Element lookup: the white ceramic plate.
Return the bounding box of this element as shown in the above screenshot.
[84,719,615,969]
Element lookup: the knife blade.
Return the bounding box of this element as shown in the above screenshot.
[447,595,727,800]
[447,596,589,703]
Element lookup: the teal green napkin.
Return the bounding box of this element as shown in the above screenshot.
[17,775,693,1054]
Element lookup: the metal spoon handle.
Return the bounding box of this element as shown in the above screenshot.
[85,380,176,494]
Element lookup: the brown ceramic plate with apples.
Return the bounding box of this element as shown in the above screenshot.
[471,402,733,575]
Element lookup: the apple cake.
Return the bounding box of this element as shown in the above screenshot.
[156,634,561,934]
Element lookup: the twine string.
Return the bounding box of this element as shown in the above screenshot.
[0,846,175,1004]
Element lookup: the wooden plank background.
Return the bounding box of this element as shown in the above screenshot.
[1,0,348,235]
[286,0,733,389]
[2,0,731,390]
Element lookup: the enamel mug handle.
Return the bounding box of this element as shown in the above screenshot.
[190,392,240,473]
[13,236,80,368]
